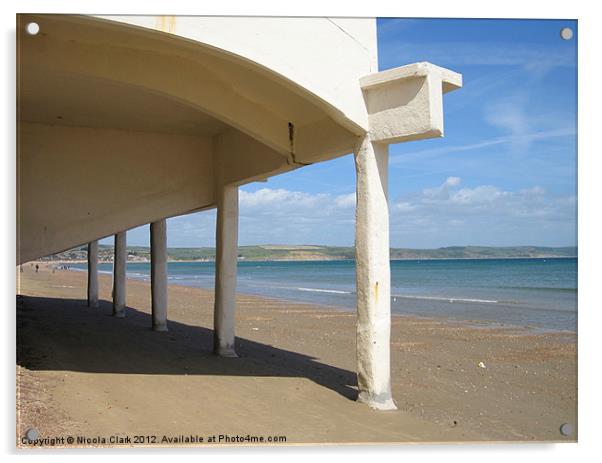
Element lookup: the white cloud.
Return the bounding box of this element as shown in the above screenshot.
[234,182,575,247]
[445,176,462,187]
[388,179,576,246]
[334,193,356,208]
[239,188,327,208]
[240,188,355,211]
[450,185,506,205]
[485,97,531,136]
[423,176,462,200]
[394,202,416,212]
[120,181,574,248]
[482,96,552,153]
[236,188,357,245]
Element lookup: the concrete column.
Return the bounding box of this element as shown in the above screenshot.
[213,184,239,357]
[112,231,127,318]
[150,219,168,332]
[354,136,396,411]
[87,240,99,308]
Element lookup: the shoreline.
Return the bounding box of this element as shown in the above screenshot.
[60,263,576,335]
[32,255,577,265]
[16,264,577,444]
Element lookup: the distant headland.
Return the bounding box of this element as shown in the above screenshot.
[42,244,577,263]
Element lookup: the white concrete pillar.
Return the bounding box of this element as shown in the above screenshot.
[354,136,397,410]
[87,240,99,308]
[150,219,168,332]
[213,184,239,357]
[112,231,127,318]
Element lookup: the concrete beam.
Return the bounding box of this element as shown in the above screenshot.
[354,136,396,411]
[150,220,168,332]
[354,63,461,411]
[17,123,214,265]
[87,240,99,308]
[112,231,127,318]
[360,62,462,144]
[360,62,462,94]
[213,184,239,357]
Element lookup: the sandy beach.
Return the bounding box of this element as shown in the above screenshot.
[16,263,577,446]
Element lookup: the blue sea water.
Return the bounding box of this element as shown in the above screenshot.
[71,258,577,332]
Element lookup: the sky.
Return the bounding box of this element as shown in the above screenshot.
[108,18,577,249]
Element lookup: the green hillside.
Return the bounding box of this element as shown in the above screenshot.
[43,244,577,262]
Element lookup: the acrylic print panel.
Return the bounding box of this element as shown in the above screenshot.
[16,15,577,447]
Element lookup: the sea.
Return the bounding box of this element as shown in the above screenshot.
[71,258,577,332]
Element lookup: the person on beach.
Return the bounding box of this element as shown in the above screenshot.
[35,264,39,273]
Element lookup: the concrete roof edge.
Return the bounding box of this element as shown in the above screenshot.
[359,62,462,93]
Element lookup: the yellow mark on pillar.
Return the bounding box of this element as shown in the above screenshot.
[374,281,379,303]
[155,16,177,34]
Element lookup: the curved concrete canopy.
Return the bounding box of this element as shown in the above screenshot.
[20,71,230,137]
[97,15,377,132]
[17,14,371,263]
[18,14,364,163]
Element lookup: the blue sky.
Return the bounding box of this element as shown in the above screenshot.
[110,18,577,249]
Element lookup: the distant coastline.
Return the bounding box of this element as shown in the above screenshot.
[40,244,577,263]
[57,252,577,332]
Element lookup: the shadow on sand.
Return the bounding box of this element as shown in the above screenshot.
[16,295,358,400]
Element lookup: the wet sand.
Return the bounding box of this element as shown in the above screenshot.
[16,263,577,446]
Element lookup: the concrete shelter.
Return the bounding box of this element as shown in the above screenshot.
[17,14,461,410]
